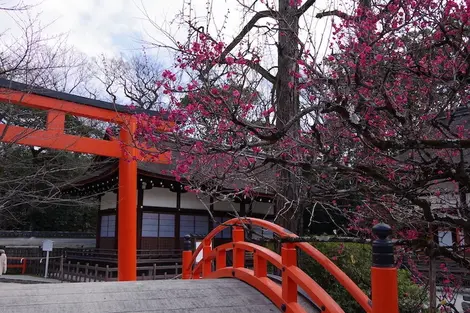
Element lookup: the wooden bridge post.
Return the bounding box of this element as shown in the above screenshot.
[182,235,193,279]
[232,226,245,268]
[281,243,298,304]
[216,248,226,270]
[371,223,398,313]
[202,238,212,278]
[253,252,267,278]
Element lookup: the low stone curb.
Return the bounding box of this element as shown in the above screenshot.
[0,277,52,284]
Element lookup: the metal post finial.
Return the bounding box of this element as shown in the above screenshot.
[184,235,192,251]
[372,223,392,240]
[372,223,394,268]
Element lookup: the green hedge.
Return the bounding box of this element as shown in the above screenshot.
[299,242,427,313]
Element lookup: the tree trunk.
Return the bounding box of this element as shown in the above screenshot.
[275,0,302,232]
[428,225,437,313]
[429,253,437,313]
[276,0,300,127]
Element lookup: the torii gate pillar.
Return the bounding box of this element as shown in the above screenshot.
[117,119,137,281]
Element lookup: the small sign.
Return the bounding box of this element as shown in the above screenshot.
[195,241,202,263]
[195,240,212,263]
[42,240,53,252]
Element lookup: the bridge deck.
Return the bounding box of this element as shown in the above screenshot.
[0,279,280,313]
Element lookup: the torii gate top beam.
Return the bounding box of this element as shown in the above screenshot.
[0,78,158,122]
[0,78,169,160]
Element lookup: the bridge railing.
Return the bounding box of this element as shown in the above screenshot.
[182,217,398,313]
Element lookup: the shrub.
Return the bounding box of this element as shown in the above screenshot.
[300,242,427,313]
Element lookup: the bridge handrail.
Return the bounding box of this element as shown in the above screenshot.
[195,241,344,312]
[185,217,372,312]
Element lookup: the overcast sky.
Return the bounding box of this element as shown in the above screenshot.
[0,0,337,60]
[0,0,339,103]
[1,0,199,58]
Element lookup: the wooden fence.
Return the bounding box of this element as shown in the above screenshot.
[65,248,181,258]
[44,257,182,282]
[6,256,63,276]
[5,247,65,258]
[64,248,182,266]
[4,247,183,282]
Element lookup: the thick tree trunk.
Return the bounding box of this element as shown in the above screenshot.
[276,0,299,128]
[275,0,302,232]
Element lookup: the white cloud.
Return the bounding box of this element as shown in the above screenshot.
[0,0,343,108]
[0,0,340,99]
[1,0,337,58]
[19,0,241,59]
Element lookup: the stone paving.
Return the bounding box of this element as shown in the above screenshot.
[0,278,280,313]
[1,274,468,312]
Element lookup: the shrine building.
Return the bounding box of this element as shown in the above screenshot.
[64,157,276,250]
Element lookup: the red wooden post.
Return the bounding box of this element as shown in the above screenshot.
[21,258,27,274]
[117,118,137,281]
[232,226,245,268]
[193,266,201,280]
[254,252,267,278]
[371,223,398,313]
[281,243,297,304]
[216,248,226,270]
[202,238,212,277]
[182,235,192,279]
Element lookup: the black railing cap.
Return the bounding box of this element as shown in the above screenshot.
[372,223,392,240]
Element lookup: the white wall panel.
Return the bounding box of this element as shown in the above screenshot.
[213,201,240,212]
[180,192,210,210]
[251,201,274,214]
[100,192,117,210]
[143,187,177,208]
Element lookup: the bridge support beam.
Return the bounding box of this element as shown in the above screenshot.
[371,223,398,313]
[233,226,245,268]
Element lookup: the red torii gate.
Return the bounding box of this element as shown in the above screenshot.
[0,78,170,281]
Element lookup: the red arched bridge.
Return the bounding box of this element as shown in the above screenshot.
[0,218,399,313]
[182,217,398,313]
